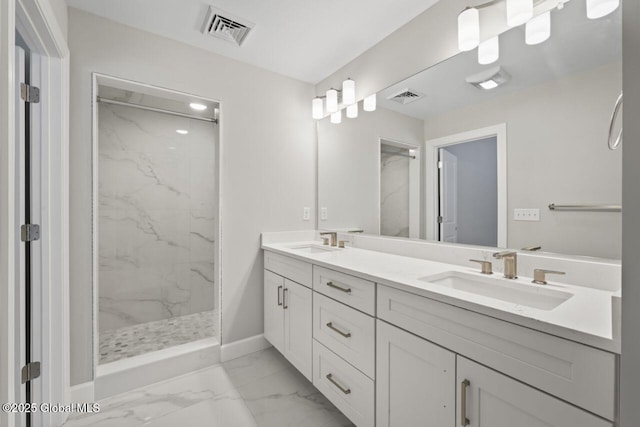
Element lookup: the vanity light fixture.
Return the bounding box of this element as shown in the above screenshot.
[330,110,342,124]
[326,88,339,113]
[176,129,189,135]
[506,0,533,27]
[363,94,377,112]
[458,7,480,51]
[189,102,207,111]
[586,0,619,19]
[525,10,551,45]
[346,102,358,119]
[466,66,510,90]
[342,78,356,105]
[312,97,324,120]
[459,0,618,59]
[478,36,500,65]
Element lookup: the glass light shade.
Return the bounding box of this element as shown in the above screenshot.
[326,89,338,113]
[458,7,480,51]
[330,110,342,124]
[342,79,356,105]
[478,36,499,65]
[526,11,551,45]
[507,0,533,27]
[479,80,499,90]
[363,94,377,112]
[346,103,358,118]
[586,0,619,19]
[312,97,323,119]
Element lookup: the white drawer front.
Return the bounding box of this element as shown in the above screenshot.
[264,251,312,288]
[313,293,375,378]
[313,266,375,315]
[313,341,375,427]
[378,285,616,421]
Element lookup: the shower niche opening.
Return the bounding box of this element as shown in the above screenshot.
[94,75,220,365]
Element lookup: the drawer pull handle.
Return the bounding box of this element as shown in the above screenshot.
[283,288,289,309]
[326,281,352,294]
[461,379,470,426]
[277,285,283,306]
[326,373,351,395]
[326,322,352,338]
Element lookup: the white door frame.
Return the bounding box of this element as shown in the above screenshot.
[378,138,421,238]
[425,124,507,247]
[1,1,69,426]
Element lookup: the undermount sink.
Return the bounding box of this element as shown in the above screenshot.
[418,271,572,311]
[287,243,341,254]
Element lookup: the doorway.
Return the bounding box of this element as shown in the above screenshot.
[438,138,497,246]
[426,124,507,247]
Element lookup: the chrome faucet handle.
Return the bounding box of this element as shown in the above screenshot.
[492,251,518,279]
[532,269,566,285]
[469,259,493,275]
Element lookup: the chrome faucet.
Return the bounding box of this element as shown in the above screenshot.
[493,251,518,279]
[319,231,338,247]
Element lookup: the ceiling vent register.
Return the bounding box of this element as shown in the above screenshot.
[387,89,424,105]
[202,6,255,46]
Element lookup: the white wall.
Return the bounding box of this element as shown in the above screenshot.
[46,0,67,38]
[318,106,423,234]
[68,8,316,385]
[424,62,622,259]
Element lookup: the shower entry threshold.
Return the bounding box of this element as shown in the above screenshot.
[95,337,220,400]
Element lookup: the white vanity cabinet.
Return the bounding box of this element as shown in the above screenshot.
[456,357,611,427]
[376,320,455,427]
[263,253,313,380]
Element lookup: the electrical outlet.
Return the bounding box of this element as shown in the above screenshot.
[321,207,328,221]
[514,208,540,222]
[303,207,310,221]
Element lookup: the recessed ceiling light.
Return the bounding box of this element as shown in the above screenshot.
[189,102,207,111]
[466,66,510,90]
[176,129,189,135]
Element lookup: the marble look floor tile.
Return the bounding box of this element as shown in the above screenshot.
[222,347,293,388]
[141,394,258,427]
[236,366,354,427]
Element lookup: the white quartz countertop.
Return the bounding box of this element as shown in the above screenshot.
[262,240,621,354]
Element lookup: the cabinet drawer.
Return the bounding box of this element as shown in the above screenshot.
[313,293,375,378]
[378,285,616,421]
[264,251,312,288]
[313,266,375,315]
[313,341,375,427]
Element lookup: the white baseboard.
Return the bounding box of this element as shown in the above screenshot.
[221,334,271,362]
[69,381,95,403]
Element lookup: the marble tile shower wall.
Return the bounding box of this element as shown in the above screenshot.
[380,150,410,237]
[98,103,216,332]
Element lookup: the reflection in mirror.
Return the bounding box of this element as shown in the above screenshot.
[317,0,621,259]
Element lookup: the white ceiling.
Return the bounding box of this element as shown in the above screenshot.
[65,0,440,84]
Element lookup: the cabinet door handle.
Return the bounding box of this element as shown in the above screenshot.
[326,322,351,338]
[461,379,470,426]
[326,281,352,294]
[277,285,283,306]
[283,288,288,309]
[326,373,351,395]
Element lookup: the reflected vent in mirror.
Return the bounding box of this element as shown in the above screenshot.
[387,88,425,105]
[202,6,255,46]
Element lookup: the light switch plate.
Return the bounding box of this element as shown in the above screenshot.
[514,208,540,221]
[321,207,328,221]
[303,207,310,221]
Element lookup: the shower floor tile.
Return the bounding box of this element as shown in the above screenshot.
[99,310,217,364]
